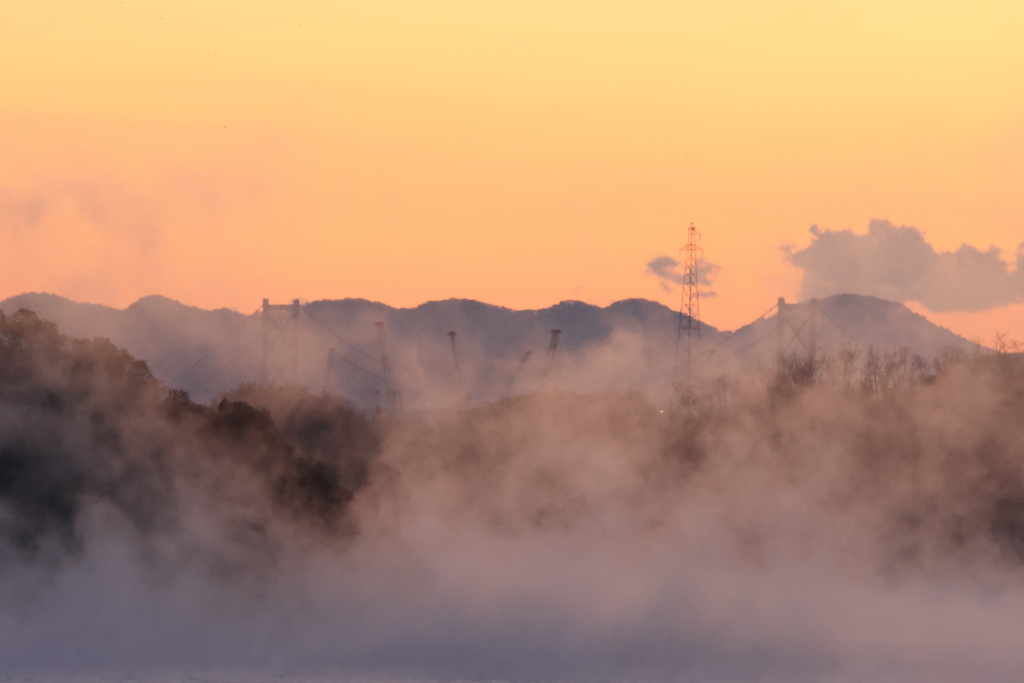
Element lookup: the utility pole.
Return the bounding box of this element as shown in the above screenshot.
[322,346,336,395]
[674,223,703,388]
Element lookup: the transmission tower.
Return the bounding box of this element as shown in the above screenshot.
[374,320,401,412]
[544,329,561,387]
[674,223,703,388]
[776,297,818,366]
[260,298,302,385]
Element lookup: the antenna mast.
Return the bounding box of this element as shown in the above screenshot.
[674,223,703,388]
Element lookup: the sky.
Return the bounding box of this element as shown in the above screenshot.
[1,1,1022,340]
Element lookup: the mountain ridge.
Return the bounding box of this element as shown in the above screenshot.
[1,291,975,406]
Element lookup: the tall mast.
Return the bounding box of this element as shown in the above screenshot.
[674,223,703,389]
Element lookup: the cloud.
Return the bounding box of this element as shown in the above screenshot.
[645,255,720,297]
[12,309,1024,678]
[786,219,1024,312]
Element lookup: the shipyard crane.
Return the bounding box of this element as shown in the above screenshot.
[502,350,533,398]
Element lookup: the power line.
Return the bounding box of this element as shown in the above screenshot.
[185,346,247,396]
[703,303,779,358]
[170,303,385,391]
[730,327,778,358]
[301,308,380,364]
[167,306,261,388]
[817,307,857,343]
[300,309,385,381]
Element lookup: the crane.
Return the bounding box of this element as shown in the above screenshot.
[502,350,533,398]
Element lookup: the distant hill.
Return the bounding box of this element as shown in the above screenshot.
[0,293,246,393]
[709,294,975,374]
[1,292,974,407]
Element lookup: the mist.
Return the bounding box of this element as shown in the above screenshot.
[0,291,979,412]
[2,305,1024,681]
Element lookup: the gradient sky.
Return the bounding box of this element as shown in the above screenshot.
[2,1,1022,339]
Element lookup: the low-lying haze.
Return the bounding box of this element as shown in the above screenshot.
[0,291,976,408]
[1,306,1023,681]
[4,1,1024,678]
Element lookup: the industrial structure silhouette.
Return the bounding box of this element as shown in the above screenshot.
[236,224,858,410]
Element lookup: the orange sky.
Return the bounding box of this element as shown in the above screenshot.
[1,1,1022,340]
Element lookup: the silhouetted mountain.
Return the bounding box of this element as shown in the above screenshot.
[1,292,975,407]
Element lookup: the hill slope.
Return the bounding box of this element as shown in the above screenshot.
[712,294,974,373]
[1,292,973,406]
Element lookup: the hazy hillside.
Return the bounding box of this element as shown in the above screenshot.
[709,294,976,373]
[2,300,1024,679]
[0,292,974,407]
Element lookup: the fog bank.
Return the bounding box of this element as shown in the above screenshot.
[1,308,1023,681]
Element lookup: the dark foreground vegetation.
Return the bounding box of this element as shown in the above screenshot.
[6,308,1024,679]
[3,307,1024,580]
[0,309,380,570]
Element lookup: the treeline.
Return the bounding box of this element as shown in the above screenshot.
[378,343,1024,573]
[5,307,1024,578]
[761,340,1023,397]
[0,308,380,566]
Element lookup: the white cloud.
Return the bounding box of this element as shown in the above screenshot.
[786,219,1024,312]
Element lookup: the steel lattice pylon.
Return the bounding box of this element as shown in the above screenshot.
[674,223,702,389]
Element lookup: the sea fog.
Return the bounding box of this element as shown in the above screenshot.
[2,307,1024,682]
